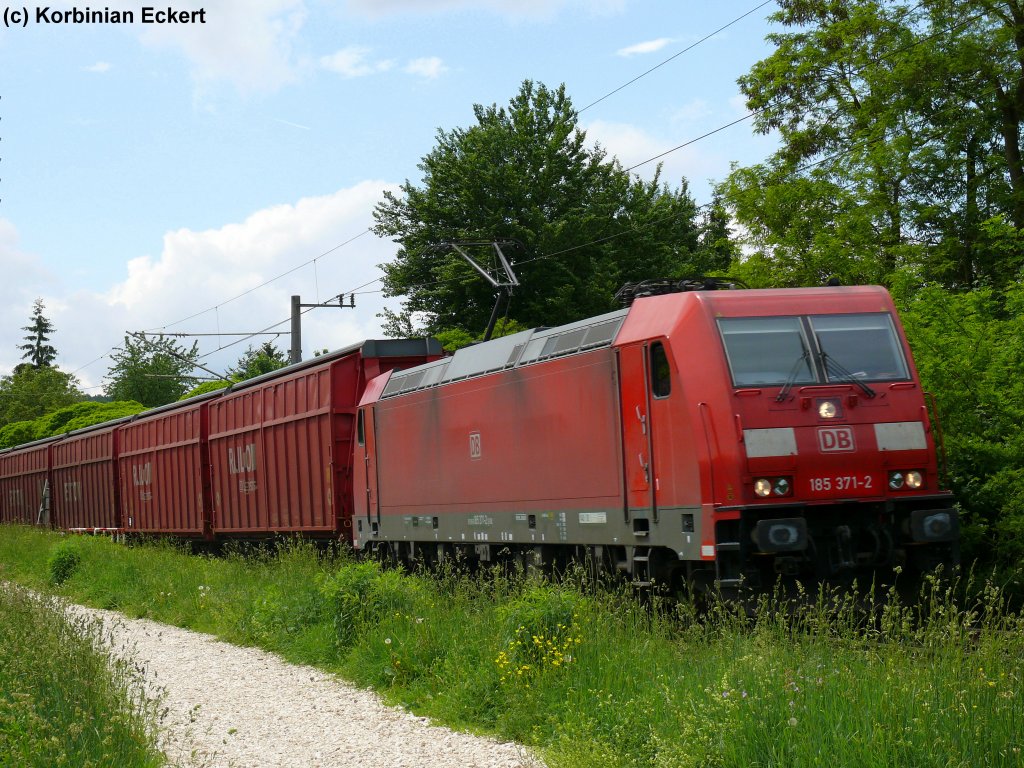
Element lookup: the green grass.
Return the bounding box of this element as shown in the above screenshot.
[1,523,1022,767]
[0,583,165,768]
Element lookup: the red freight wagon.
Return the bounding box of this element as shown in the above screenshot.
[117,391,221,537]
[208,339,441,537]
[0,438,57,526]
[51,421,127,531]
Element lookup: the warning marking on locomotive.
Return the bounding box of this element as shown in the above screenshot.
[817,426,856,453]
[578,512,607,524]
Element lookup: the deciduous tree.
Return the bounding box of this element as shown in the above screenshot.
[374,80,728,336]
[228,342,288,381]
[721,0,1024,288]
[105,335,199,407]
[0,365,81,427]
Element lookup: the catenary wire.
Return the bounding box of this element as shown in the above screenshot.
[622,2,986,172]
[578,0,777,113]
[143,227,372,332]
[78,3,995,375]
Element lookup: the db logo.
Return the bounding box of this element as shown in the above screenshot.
[817,427,856,453]
[469,431,482,460]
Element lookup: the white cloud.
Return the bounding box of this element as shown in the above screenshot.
[319,47,395,78]
[83,61,112,73]
[105,181,402,363]
[616,37,672,57]
[0,184,406,389]
[670,99,713,127]
[135,0,308,92]
[403,57,448,79]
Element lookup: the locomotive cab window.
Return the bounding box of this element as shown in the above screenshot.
[718,317,814,387]
[808,313,909,382]
[719,312,910,388]
[650,342,671,398]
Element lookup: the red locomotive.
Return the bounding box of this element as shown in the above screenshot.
[353,284,958,589]
[0,284,957,591]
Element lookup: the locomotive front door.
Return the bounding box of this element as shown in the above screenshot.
[619,344,656,521]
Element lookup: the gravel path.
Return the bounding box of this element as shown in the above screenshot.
[79,606,544,768]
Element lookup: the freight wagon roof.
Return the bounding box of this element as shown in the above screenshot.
[224,337,442,395]
[136,385,228,419]
[0,434,62,456]
[55,415,136,441]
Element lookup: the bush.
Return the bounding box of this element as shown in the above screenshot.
[321,561,426,648]
[47,541,82,585]
[0,420,37,449]
[495,584,583,683]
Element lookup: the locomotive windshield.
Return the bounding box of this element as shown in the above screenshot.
[719,313,909,387]
[718,317,814,387]
[810,314,909,382]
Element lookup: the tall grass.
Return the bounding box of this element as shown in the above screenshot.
[0,584,164,767]
[1,523,1022,767]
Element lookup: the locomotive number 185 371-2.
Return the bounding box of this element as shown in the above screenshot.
[808,475,874,493]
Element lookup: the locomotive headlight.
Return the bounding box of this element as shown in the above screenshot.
[818,400,838,419]
[905,470,923,489]
[754,478,773,497]
[773,477,792,496]
[888,471,905,490]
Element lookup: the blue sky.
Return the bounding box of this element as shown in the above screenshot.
[0,0,779,391]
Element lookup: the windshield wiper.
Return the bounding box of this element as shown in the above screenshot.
[819,351,876,399]
[775,350,810,402]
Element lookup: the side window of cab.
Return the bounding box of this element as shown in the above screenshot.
[650,342,671,398]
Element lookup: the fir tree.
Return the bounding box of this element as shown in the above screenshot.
[19,298,58,368]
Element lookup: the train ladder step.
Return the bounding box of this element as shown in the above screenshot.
[714,541,742,585]
[632,550,652,586]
